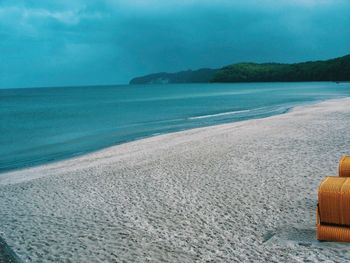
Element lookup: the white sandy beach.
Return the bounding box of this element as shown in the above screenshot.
[1,98,350,262]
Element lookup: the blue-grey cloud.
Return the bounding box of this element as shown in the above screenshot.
[0,0,350,88]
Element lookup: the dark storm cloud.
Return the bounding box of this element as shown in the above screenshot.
[1,0,350,88]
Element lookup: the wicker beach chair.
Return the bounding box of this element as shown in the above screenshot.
[339,156,350,177]
[317,156,350,242]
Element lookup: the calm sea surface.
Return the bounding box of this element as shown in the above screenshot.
[1,82,349,173]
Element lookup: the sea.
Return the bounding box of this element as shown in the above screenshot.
[1,82,349,173]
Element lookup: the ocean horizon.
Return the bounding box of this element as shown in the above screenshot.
[1,81,350,173]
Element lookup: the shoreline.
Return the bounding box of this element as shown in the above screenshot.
[2,82,349,176]
[0,97,304,176]
[1,97,350,261]
[0,97,348,186]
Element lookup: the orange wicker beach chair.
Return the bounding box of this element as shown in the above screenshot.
[339,156,350,177]
[317,156,350,242]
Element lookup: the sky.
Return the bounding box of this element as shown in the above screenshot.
[0,0,350,88]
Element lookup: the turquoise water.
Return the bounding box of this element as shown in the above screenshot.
[1,82,349,173]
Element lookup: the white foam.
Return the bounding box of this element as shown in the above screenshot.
[188,109,251,120]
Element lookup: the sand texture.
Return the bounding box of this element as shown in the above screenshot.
[1,98,350,262]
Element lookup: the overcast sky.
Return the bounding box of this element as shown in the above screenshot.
[1,0,350,88]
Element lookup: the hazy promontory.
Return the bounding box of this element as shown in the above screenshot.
[130,54,350,84]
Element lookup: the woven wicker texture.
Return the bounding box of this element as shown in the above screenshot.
[316,202,350,242]
[317,224,350,242]
[318,177,350,225]
[339,156,350,177]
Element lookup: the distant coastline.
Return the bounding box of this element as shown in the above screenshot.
[130,54,350,84]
